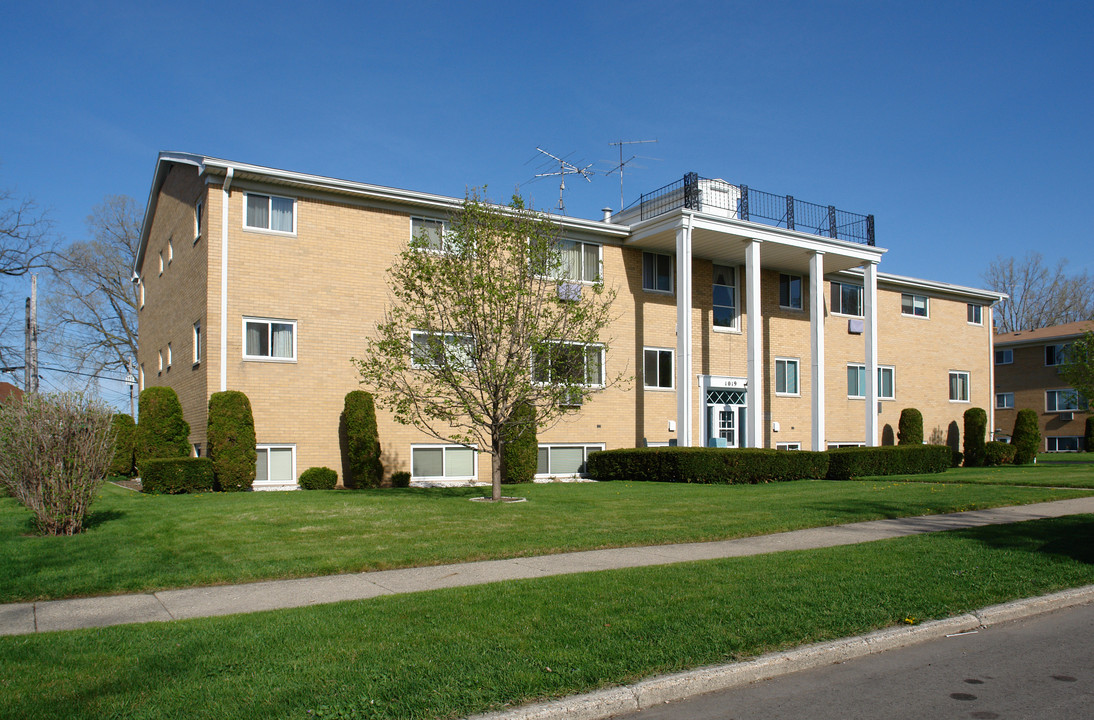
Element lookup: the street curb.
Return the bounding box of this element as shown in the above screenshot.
[466,584,1094,720]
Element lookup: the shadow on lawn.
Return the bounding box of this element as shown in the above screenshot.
[83,509,126,530]
[956,515,1094,565]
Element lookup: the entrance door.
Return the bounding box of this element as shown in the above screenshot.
[709,404,738,448]
[706,387,747,448]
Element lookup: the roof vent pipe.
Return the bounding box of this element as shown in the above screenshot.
[601,207,613,222]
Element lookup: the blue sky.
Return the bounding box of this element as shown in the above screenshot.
[2,1,1092,401]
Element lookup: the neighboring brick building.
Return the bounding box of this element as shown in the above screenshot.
[994,321,1093,451]
[135,153,1004,487]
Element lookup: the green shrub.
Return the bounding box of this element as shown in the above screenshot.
[984,441,1017,466]
[391,471,411,488]
[108,413,136,477]
[962,407,988,467]
[501,401,537,484]
[141,457,214,494]
[1085,416,1093,452]
[299,466,338,490]
[1011,409,1041,465]
[342,391,382,488]
[206,390,257,492]
[897,408,923,445]
[135,387,190,472]
[825,445,952,480]
[587,448,829,484]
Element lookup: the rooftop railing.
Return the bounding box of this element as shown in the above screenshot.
[631,173,875,246]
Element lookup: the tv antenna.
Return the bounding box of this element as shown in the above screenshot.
[532,147,594,213]
[606,139,658,212]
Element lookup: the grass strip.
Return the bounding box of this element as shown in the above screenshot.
[913,457,1094,488]
[2,515,1093,720]
[1,478,1089,602]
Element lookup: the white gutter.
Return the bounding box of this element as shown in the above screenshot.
[220,167,233,393]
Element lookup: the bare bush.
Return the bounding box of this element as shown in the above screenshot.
[0,392,115,535]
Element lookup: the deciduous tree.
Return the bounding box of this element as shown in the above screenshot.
[1060,330,1094,410]
[0,182,54,373]
[983,253,1094,332]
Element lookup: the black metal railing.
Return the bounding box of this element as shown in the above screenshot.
[630,173,875,246]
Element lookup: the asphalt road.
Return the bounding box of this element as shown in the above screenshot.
[620,602,1094,720]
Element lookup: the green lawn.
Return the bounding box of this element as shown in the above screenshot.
[2,515,1092,720]
[1,476,1090,602]
[926,455,1094,488]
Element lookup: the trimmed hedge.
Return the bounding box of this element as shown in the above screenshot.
[586,448,829,484]
[962,407,988,467]
[141,457,214,494]
[984,441,1017,466]
[897,408,923,445]
[391,471,411,488]
[108,413,136,477]
[207,391,257,492]
[1012,409,1041,465]
[299,466,338,490]
[825,445,952,480]
[1086,416,1093,452]
[342,391,382,488]
[501,401,537,484]
[135,387,190,471]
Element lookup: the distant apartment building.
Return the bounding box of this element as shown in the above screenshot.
[135,153,1004,487]
[994,321,1093,451]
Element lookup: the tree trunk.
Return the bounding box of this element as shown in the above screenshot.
[491,430,503,501]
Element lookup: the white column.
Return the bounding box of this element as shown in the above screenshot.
[864,260,879,446]
[745,239,764,448]
[810,251,826,451]
[220,168,234,393]
[675,219,693,446]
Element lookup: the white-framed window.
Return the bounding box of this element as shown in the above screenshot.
[243,317,296,361]
[712,264,738,331]
[779,274,802,310]
[166,342,172,369]
[847,364,895,400]
[643,347,674,390]
[411,330,475,369]
[830,281,863,317]
[410,217,449,252]
[536,443,605,476]
[829,441,866,448]
[996,392,1014,409]
[532,342,605,387]
[776,442,801,451]
[195,199,204,242]
[1047,436,1082,452]
[193,321,201,364]
[192,443,202,458]
[167,238,173,265]
[411,444,477,481]
[642,252,673,293]
[1045,343,1071,367]
[244,192,296,234]
[552,239,601,283]
[158,251,164,276]
[157,350,163,373]
[256,444,296,485]
[775,358,800,396]
[995,349,1013,365]
[139,363,144,391]
[900,293,928,318]
[1046,389,1087,412]
[949,371,970,402]
[139,279,144,309]
[967,304,982,325]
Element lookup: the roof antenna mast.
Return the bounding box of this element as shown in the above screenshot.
[533,147,594,214]
[606,139,658,212]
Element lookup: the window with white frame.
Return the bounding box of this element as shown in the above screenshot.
[139,363,144,391]
[779,274,802,310]
[195,199,204,241]
[193,321,201,364]
[967,304,982,325]
[995,349,1013,365]
[1045,343,1071,366]
[410,217,448,252]
[412,445,477,480]
[158,251,163,276]
[167,238,173,265]
[1046,389,1086,412]
[901,293,928,318]
[712,264,738,330]
[139,279,144,309]
[532,342,604,387]
[847,364,895,400]
[553,239,601,282]
[166,343,172,369]
[643,348,673,389]
[1047,436,1082,452]
[244,317,296,361]
[996,392,1014,409]
[536,443,604,476]
[245,193,295,233]
[949,371,970,402]
[642,252,673,293]
[776,442,801,451]
[411,330,476,369]
[775,358,800,396]
[192,443,202,458]
[256,444,295,484]
[157,350,163,373]
[830,281,863,316]
[828,442,866,449]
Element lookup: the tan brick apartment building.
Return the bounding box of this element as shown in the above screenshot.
[135,153,1003,488]
[994,321,1093,451]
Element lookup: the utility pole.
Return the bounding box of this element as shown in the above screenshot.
[24,274,38,394]
[125,360,136,417]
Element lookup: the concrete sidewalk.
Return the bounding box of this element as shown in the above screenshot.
[4,496,1094,637]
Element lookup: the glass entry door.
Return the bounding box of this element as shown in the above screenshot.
[711,404,737,448]
[706,388,746,448]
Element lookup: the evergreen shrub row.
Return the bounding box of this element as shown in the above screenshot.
[586,447,829,484]
[342,391,383,488]
[825,445,952,480]
[984,441,1017,466]
[141,458,214,494]
[109,413,136,477]
[299,466,338,490]
[963,407,988,467]
[1011,409,1041,465]
[207,391,257,492]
